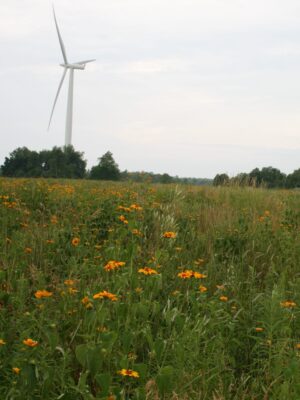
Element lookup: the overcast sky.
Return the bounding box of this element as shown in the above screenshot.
[1,0,300,178]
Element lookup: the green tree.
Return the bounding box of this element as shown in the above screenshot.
[160,173,174,184]
[286,169,300,188]
[90,151,120,181]
[1,147,41,177]
[249,167,285,188]
[213,173,230,186]
[1,146,86,178]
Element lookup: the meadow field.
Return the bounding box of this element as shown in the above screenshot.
[1,178,300,399]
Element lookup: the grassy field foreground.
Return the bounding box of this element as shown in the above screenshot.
[1,178,300,399]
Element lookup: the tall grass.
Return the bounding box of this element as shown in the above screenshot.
[1,178,300,399]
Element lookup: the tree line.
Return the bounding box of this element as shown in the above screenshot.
[213,167,300,189]
[0,146,211,185]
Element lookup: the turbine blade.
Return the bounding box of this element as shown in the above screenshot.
[52,6,68,64]
[75,59,96,65]
[48,68,67,131]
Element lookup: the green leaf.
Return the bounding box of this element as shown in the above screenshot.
[95,373,111,396]
[133,363,147,380]
[75,344,103,376]
[156,366,175,395]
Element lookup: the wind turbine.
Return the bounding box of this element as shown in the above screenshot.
[48,7,95,147]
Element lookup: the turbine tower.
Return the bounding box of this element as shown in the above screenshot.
[48,7,95,147]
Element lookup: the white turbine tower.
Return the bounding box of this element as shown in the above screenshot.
[48,7,95,147]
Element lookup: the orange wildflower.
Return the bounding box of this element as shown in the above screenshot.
[104,260,125,271]
[64,279,76,286]
[24,247,32,254]
[132,229,142,236]
[199,285,207,293]
[118,215,128,224]
[34,290,53,299]
[93,291,118,302]
[23,338,38,347]
[193,272,207,279]
[81,296,93,309]
[71,237,80,247]
[219,296,228,302]
[130,204,143,211]
[178,270,194,279]
[255,327,264,332]
[12,367,21,374]
[51,215,58,224]
[163,231,177,238]
[280,300,296,308]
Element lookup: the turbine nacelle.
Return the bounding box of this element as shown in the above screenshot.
[60,63,86,70]
[60,60,95,70]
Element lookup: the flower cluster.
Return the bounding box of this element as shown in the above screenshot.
[178,270,207,279]
[104,260,126,271]
[138,267,158,275]
[93,291,118,302]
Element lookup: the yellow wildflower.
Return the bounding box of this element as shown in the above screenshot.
[138,267,158,275]
[118,369,139,378]
[0,339,6,345]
